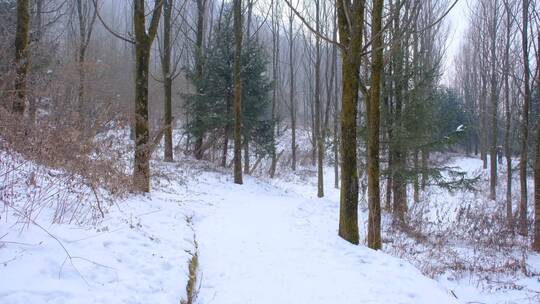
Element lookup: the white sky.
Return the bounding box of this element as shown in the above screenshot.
[443,0,472,84]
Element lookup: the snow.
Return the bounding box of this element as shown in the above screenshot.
[2,149,539,304]
[195,176,457,304]
[1,189,194,304]
[1,154,460,304]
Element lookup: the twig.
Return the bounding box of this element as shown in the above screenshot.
[91,185,105,219]
[9,205,90,286]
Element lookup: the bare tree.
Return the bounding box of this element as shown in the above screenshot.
[367,0,384,250]
[132,0,164,192]
[233,0,243,184]
[75,0,97,116]
[194,0,207,160]
[288,4,297,172]
[488,0,501,201]
[162,0,174,162]
[533,31,540,252]
[315,0,324,198]
[336,0,365,245]
[269,0,280,178]
[13,0,30,115]
[519,0,531,236]
[502,0,515,226]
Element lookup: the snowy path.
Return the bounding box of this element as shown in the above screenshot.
[194,176,458,304]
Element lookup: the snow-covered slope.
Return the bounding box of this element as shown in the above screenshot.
[0,184,195,304]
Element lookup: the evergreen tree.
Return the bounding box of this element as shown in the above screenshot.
[185,7,273,162]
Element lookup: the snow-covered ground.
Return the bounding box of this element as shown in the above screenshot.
[195,175,456,304]
[0,167,195,303]
[1,149,539,303]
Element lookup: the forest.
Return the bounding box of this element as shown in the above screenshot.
[1,0,540,303]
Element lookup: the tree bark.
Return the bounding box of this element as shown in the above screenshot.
[503,1,512,227]
[533,32,540,252]
[132,0,163,192]
[391,0,407,225]
[76,0,96,119]
[315,0,324,198]
[333,39,339,190]
[162,0,174,162]
[233,0,243,184]
[243,139,250,174]
[488,1,499,201]
[269,0,280,179]
[289,9,296,172]
[222,94,232,167]
[519,0,530,236]
[13,0,30,115]
[337,0,364,245]
[367,0,384,250]
[194,0,207,160]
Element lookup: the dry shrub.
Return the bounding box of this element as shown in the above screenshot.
[386,194,532,287]
[0,90,131,225]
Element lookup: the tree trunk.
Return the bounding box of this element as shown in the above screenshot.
[480,73,488,169]
[162,0,174,162]
[386,148,393,211]
[331,13,339,190]
[533,32,540,252]
[233,0,243,185]
[28,0,43,124]
[132,0,163,192]
[13,0,30,115]
[367,0,383,250]
[421,149,428,190]
[133,50,152,191]
[391,0,407,225]
[289,9,296,172]
[333,57,339,190]
[488,1,498,201]
[269,0,280,179]
[222,94,232,167]
[194,0,206,160]
[76,0,94,117]
[315,0,324,198]
[519,0,530,236]
[243,139,250,174]
[337,0,364,245]
[503,2,512,227]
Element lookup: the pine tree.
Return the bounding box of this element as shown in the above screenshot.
[185,6,273,165]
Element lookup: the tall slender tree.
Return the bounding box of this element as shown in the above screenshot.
[13,0,30,115]
[518,0,530,236]
[533,33,540,252]
[233,0,243,184]
[75,0,97,116]
[161,0,174,162]
[288,5,297,172]
[193,0,207,160]
[336,0,365,245]
[269,0,281,179]
[503,0,514,226]
[132,0,163,192]
[488,0,500,201]
[367,0,384,250]
[315,0,324,198]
